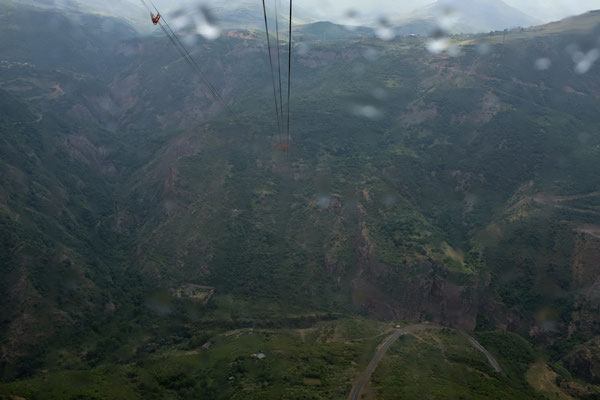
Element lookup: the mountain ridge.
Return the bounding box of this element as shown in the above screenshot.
[390,0,540,35]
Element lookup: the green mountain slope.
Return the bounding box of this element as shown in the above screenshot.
[1,3,600,398]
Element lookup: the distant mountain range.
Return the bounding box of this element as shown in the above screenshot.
[389,0,540,35]
[11,0,540,35]
[204,0,540,35]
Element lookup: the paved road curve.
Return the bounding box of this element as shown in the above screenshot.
[347,324,502,400]
[461,332,502,373]
[348,324,440,400]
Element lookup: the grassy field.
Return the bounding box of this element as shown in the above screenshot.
[0,317,395,400]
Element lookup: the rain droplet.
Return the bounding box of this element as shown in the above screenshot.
[195,6,221,40]
[165,200,176,215]
[363,48,379,61]
[371,87,387,100]
[437,7,459,32]
[426,38,451,54]
[296,42,310,56]
[342,9,360,31]
[534,58,551,71]
[146,291,173,316]
[317,195,331,209]
[352,105,383,120]
[483,92,499,108]
[375,17,395,41]
[170,5,221,41]
[575,49,599,74]
[383,194,396,208]
[476,42,491,55]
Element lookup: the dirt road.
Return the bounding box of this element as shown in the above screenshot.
[460,332,502,373]
[348,324,502,400]
[348,324,440,400]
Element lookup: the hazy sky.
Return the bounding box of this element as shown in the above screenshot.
[291,0,599,22]
[108,0,600,26]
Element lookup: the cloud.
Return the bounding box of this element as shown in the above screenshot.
[283,0,598,24]
[504,0,599,21]
[63,0,600,27]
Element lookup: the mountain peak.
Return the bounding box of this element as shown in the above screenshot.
[395,0,539,34]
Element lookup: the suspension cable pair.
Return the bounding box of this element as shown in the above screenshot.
[139,0,232,113]
[261,0,293,151]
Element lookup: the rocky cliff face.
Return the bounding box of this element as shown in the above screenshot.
[564,337,600,384]
[352,208,479,329]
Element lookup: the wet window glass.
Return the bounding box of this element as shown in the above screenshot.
[0,0,599,398]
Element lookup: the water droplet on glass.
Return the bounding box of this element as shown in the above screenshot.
[170,4,221,41]
[165,200,176,215]
[426,37,451,54]
[437,7,459,32]
[296,42,310,56]
[372,87,387,100]
[363,48,379,61]
[534,58,551,71]
[352,105,383,120]
[476,42,491,55]
[483,92,499,108]
[145,290,173,316]
[195,5,221,40]
[375,17,395,41]
[383,194,396,208]
[317,195,332,209]
[171,9,193,32]
[574,49,599,74]
[342,9,360,31]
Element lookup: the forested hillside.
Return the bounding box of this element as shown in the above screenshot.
[1,2,600,398]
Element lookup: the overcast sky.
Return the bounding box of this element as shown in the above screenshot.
[301,0,599,22]
[116,0,600,26]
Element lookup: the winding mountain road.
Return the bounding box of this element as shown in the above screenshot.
[460,331,502,374]
[348,324,502,400]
